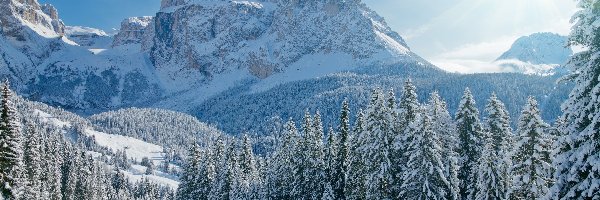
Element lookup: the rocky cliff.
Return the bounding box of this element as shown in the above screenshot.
[112,16,153,47]
[149,0,412,84]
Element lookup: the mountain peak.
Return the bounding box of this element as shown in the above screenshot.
[112,16,153,47]
[0,0,65,39]
[497,32,572,65]
[495,32,573,75]
[150,0,411,85]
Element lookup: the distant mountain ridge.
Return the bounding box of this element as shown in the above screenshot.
[495,32,573,75]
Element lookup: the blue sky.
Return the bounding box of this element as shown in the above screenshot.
[40,0,578,73]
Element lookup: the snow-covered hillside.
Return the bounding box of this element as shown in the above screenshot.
[25,101,182,189]
[495,32,573,75]
[65,26,112,49]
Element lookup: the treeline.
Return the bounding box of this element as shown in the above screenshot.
[0,81,175,200]
[177,80,557,199]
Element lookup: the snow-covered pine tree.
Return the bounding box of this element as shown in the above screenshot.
[209,138,235,200]
[267,119,299,199]
[290,111,313,199]
[361,89,394,199]
[177,148,197,199]
[300,111,326,199]
[428,92,460,200]
[23,122,42,199]
[324,127,338,195]
[393,80,420,195]
[397,79,419,132]
[549,0,600,198]
[483,93,513,199]
[455,88,485,199]
[335,99,350,199]
[345,109,366,199]
[474,136,503,200]
[510,97,553,199]
[62,149,81,199]
[43,130,63,200]
[0,81,24,199]
[399,108,449,199]
[238,134,258,200]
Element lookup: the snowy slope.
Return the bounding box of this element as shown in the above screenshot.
[32,108,180,189]
[495,32,573,75]
[65,26,112,49]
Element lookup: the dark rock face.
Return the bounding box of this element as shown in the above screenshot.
[150,0,410,82]
[112,17,154,47]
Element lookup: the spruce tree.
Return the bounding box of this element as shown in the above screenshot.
[324,127,338,194]
[361,89,394,199]
[455,88,484,199]
[345,109,366,199]
[335,99,350,199]
[177,144,209,200]
[510,97,553,199]
[549,0,600,198]
[393,80,420,195]
[399,111,450,199]
[483,93,513,199]
[300,111,325,199]
[23,123,42,199]
[44,131,63,200]
[474,138,503,200]
[428,92,460,200]
[267,120,299,199]
[397,79,420,131]
[209,138,235,200]
[238,134,258,200]
[0,81,24,199]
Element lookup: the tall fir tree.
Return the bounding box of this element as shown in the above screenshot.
[0,81,24,199]
[360,89,394,199]
[23,122,42,199]
[335,99,350,199]
[455,88,484,199]
[483,93,513,199]
[510,97,553,199]
[474,137,503,200]
[267,120,299,199]
[324,127,338,197]
[209,138,235,200]
[399,110,450,199]
[300,111,325,199]
[397,79,420,132]
[549,0,600,198]
[428,92,460,200]
[345,109,366,199]
[177,143,211,200]
[392,80,420,195]
[238,134,258,200]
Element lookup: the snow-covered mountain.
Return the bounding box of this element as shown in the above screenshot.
[0,0,427,114]
[495,32,573,75]
[65,26,112,49]
[149,0,413,88]
[0,0,571,134]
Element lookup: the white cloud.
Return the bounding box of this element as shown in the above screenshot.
[430,36,518,73]
[431,59,510,74]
